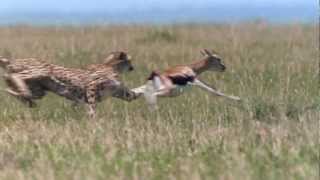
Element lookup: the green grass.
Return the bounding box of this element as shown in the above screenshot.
[0,23,318,179]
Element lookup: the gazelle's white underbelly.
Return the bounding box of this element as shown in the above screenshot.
[164,85,191,97]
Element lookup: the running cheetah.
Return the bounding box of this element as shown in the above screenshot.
[0,51,137,118]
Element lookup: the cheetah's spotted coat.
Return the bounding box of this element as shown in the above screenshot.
[0,51,136,118]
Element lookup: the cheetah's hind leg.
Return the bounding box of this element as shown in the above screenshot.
[3,74,37,107]
[4,87,37,107]
[3,73,32,97]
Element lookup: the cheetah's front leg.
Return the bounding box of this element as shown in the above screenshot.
[112,84,138,102]
[5,87,36,107]
[85,87,97,119]
[86,104,96,119]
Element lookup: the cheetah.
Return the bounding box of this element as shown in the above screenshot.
[0,51,137,118]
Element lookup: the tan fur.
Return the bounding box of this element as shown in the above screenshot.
[132,49,240,107]
[158,49,224,87]
[163,66,196,79]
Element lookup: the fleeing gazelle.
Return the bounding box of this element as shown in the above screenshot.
[132,49,241,108]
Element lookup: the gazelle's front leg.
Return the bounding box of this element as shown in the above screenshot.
[189,79,241,101]
[131,75,168,97]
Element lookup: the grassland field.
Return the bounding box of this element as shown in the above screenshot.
[0,23,318,179]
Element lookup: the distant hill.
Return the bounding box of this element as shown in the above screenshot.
[0,4,316,25]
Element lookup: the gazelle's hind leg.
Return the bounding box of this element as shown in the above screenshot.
[132,77,171,110]
[143,77,171,110]
[189,79,241,101]
[132,83,158,110]
[144,80,159,110]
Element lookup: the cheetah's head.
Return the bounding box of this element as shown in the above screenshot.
[104,51,134,72]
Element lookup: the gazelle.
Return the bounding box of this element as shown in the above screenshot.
[132,49,241,108]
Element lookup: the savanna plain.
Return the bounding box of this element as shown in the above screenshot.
[0,23,318,179]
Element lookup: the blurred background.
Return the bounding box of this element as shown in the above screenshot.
[0,0,317,25]
[0,1,318,180]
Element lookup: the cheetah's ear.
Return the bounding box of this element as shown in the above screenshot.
[200,49,210,56]
[201,49,213,56]
[119,51,128,60]
[104,54,115,62]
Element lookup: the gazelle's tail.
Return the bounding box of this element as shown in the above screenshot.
[0,57,10,69]
[147,70,160,80]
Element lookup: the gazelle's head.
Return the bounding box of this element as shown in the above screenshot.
[200,49,226,72]
[104,51,134,72]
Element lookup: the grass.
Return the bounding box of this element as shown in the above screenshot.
[0,23,318,179]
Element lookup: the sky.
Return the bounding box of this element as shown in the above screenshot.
[0,0,316,24]
[0,0,316,13]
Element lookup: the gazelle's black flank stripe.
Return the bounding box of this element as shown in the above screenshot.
[168,75,195,86]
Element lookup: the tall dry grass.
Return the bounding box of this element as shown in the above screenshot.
[0,23,318,179]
